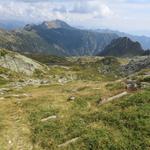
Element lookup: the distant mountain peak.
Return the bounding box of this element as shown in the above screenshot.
[41,20,73,29]
[23,20,73,31]
[99,37,144,57]
[24,24,35,31]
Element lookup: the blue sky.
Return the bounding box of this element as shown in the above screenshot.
[0,0,150,36]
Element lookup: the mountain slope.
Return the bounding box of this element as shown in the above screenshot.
[96,29,150,49]
[99,37,144,57]
[0,20,118,56]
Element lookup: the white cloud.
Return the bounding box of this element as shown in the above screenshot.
[0,0,114,22]
[0,0,149,35]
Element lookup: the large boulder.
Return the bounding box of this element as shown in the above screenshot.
[0,49,45,76]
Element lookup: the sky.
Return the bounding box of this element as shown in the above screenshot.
[0,0,150,36]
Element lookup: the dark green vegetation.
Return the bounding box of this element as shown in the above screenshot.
[25,54,70,65]
[0,78,8,86]
[99,37,144,57]
[0,49,8,57]
[141,76,150,82]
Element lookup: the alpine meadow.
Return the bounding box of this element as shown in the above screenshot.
[0,0,149,150]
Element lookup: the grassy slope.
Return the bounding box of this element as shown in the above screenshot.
[0,80,149,150]
[24,54,70,66]
[22,86,150,150]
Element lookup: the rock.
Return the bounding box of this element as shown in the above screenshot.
[0,88,11,94]
[67,96,76,101]
[5,93,32,99]
[100,91,128,105]
[141,82,150,88]
[40,80,49,84]
[58,137,79,148]
[11,94,20,98]
[96,98,102,105]
[22,93,32,97]
[0,74,8,80]
[0,97,4,100]
[121,56,150,76]
[0,49,45,76]
[58,77,68,84]
[125,80,141,91]
[9,79,51,89]
[41,115,57,122]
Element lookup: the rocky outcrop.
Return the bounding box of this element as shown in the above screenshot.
[121,56,150,75]
[125,79,141,91]
[99,37,144,57]
[9,79,50,89]
[0,49,45,76]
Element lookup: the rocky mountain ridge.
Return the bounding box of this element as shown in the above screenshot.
[99,37,144,57]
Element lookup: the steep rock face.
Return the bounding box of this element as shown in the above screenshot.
[99,37,144,57]
[0,20,118,56]
[0,49,45,75]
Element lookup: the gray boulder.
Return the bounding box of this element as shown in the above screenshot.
[0,49,45,76]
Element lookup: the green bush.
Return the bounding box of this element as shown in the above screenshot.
[0,49,8,57]
[141,76,150,83]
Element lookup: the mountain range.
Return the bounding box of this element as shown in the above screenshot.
[0,19,149,57]
[0,20,118,56]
